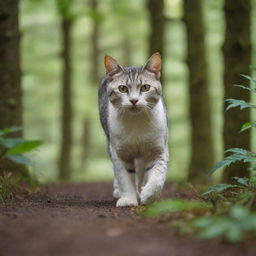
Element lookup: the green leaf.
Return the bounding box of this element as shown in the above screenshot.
[234,84,256,93]
[143,199,212,217]
[225,148,250,155]
[233,177,249,186]
[194,217,230,240]
[226,225,244,243]
[240,121,256,132]
[225,99,256,111]
[7,155,31,165]
[210,155,242,174]
[0,138,25,148]
[190,205,256,243]
[230,205,250,220]
[249,166,256,172]
[0,126,22,136]
[240,74,256,86]
[7,140,42,155]
[202,184,239,196]
[211,149,256,174]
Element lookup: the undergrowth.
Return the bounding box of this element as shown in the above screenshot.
[0,126,42,203]
[141,75,256,243]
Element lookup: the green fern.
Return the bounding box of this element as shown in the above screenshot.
[240,121,256,132]
[210,148,256,174]
[225,99,256,111]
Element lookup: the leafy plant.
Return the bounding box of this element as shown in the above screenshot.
[191,205,256,243]
[141,199,212,217]
[211,75,256,174]
[201,176,256,212]
[0,126,42,202]
[0,172,19,203]
[196,75,256,241]
[210,148,256,174]
[140,75,256,244]
[0,126,42,166]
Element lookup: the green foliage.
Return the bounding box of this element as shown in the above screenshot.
[142,75,256,243]
[195,76,256,242]
[202,176,256,210]
[0,126,22,136]
[201,184,240,196]
[7,140,42,155]
[240,121,256,132]
[211,75,256,175]
[210,148,256,174]
[56,0,70,16]
[142,199,212,217]
[0,127,42,203]
[0,126,42,167]
[191,206,256,242]
[225,99,256,111]
[0,172,19,203]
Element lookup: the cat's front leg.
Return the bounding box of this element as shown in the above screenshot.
[140,155,168,205]
[111,152,138,207]
[113,178,120,199]
[115,165,138,207]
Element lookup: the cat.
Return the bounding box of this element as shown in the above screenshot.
[98,53,169,207]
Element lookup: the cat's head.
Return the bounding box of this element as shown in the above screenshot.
[104,53,162,113]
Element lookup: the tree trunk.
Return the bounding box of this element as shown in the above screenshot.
[90,0,100,84]
[0,0,26,174]
[147,0,165,84]
[183,0,214,184]
[59,17,73,180]
[0,0,22,134]
[222,0,251,182]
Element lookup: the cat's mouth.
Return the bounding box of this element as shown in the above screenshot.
[128,105,143,113]
[121,104,145,113]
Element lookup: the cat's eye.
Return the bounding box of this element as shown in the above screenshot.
[118,85,128,93]
[141,84,151,92]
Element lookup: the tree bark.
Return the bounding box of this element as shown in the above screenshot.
[0,0,22,134]
[90,0,100,84]
[59,17,73,180]
[183,0,214,183]
[0,0,26,174]
[222,0,251,182]
[147,0,165,84]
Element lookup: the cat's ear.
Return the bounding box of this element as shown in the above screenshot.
[143,52,161,78]
[104,55,124,78]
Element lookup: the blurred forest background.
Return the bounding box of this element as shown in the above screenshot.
[1,0,256,183]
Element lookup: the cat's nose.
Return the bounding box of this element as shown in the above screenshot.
[130,99,138,105]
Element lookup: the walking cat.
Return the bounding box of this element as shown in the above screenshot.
[98,53,169,207]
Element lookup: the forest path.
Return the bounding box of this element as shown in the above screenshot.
[0,182,252,256]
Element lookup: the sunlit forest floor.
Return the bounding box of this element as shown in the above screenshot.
[0,182,254,256]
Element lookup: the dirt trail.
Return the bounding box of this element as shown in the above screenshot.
[0,182,255,256]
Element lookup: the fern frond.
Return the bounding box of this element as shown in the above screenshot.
[225,99,256,111]
[240,121,256,132]
[240,74,256,86]
[211,148,256,174]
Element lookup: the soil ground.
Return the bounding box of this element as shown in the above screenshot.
[0,182,256,256]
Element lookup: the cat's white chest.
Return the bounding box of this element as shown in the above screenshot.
[108,100,167,161]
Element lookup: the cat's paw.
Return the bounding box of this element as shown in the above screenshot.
[140,185,162,205]
[113,188,120,199]
[116,197,138,207]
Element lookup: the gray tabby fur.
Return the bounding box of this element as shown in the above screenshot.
[98,53,169,207]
